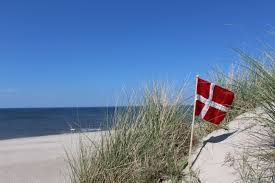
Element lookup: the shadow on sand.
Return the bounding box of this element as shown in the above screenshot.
[191,130,237,167]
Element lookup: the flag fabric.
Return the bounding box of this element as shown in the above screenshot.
[195,77,235,125]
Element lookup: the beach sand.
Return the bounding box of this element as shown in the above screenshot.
[0,132,102,183]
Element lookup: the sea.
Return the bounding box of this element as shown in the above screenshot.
[0,107,116,140]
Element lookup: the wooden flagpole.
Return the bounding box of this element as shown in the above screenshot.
[188,75,199,170]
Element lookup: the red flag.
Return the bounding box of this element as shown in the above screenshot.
[195,77,235,125]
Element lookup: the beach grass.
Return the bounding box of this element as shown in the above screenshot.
[235,48,275,182]
[68,83,194,183]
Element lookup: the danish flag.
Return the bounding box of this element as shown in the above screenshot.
[195,77,235,125]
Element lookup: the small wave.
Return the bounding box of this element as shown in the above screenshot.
[70,128,101,133]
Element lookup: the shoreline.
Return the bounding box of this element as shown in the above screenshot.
[0,128,103,142]
[0,132,71,142]
[0,131,102,183]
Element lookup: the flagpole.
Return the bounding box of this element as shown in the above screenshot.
[188,75,199,170]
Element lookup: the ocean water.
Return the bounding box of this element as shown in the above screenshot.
[0,107,115,140]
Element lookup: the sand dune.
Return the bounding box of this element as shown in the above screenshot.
[191,109,271,183]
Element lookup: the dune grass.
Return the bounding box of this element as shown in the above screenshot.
[235,49,275,182]
[68,84,194,183]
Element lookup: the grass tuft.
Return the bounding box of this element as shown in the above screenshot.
[68,83,194,183]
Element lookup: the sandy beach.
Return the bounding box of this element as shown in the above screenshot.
[0,132,102,183]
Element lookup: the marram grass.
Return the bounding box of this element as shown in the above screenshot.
[68,84,194,183]
[236,49,275,182]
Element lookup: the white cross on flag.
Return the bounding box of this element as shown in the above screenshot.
[195,77,235,125]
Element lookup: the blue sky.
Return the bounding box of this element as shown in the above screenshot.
[0,0,274,108]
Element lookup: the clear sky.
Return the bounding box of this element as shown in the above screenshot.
[0,0,274,108]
